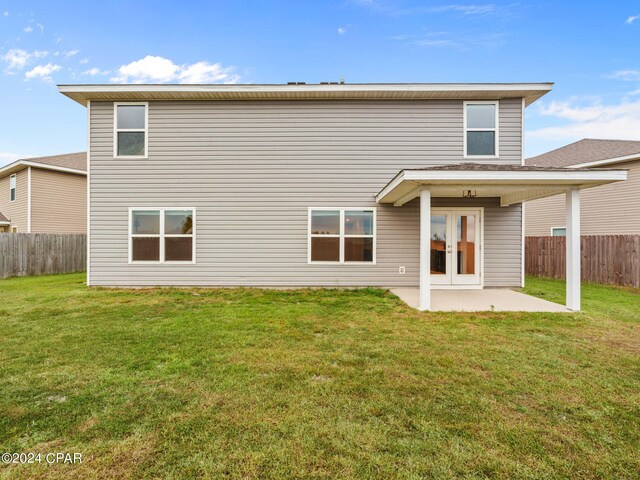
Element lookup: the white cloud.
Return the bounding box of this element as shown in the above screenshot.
[626,15,639,24]
[337,27,347,34]
[79,58,89,64]
[528,99,640,141]
[611,69,640,81]
[2,49,31,69]
[428,4,496,15]
[82,67,109,76]
[36,22,44,33]
[397,31,506,49]
[2,10,8,17]
[1,49,49,70]
[111,55,240,84]
[64,49,79,57]
[23,25,33,33]
[24,63,61,82]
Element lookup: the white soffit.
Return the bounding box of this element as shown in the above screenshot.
[58,83,553,106]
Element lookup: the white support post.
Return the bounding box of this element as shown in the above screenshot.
[566,188,581,311]
[419,188,431,311]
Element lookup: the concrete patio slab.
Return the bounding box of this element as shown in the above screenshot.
[389,288,572,312]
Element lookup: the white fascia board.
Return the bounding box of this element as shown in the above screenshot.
[58,82,553,95]
[401,169,628,182]
[569,153,640,168]
[376,169,628,203]
[0,160,86,177]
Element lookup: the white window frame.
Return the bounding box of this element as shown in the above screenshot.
[308,207,376,265]
[10,173,16,202]
[114,102,149,159]
[128,207,196,264]
[551,226,567,236]
[463,100,499,159]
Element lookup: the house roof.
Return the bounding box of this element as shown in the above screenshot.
[0,211,9,225]
[526,139,640,168]
[0,152,87,177]
[58,82,553,107]
[376,162,628,206]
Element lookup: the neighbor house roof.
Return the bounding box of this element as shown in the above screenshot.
[58,82,553,107]
[0,212,9,225]
[0,152,87,177]
[526,139,640,168]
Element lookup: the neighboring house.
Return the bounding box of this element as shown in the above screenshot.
[58,83,627,311]
[525,139,640,236]
[0,152,87,233]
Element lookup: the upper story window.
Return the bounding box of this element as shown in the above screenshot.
[10,174,16,202]
[308,208,376,264]
[115,103,148,158]
[464,101,498,158]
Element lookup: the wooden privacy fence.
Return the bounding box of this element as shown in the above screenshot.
[0,233,86,279]
[526,235,640,287]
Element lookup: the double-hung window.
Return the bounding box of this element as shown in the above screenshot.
[9,174,16,202]
[464,101,498,157]
[115,103,147,158]
[309,208,375,263]
[129,208,195,263]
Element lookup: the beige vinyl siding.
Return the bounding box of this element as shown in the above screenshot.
[526,160,640,236]
[0,169,28,232]
[89,98,523,287]
[30,168,86,233]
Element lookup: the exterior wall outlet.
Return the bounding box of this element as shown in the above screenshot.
[398,266,406,275]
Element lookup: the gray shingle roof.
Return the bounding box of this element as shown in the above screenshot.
[526,139,640,168]
[407,163,602,172]
[21,152,87,171]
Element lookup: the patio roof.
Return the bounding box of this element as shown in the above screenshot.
[376,163,628,206]
[0,211,9,225]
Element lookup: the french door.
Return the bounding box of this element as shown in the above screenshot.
[430,208,482,287]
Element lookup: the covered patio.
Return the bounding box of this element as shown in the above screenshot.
[390,287,571,312]
[377,164,628,311]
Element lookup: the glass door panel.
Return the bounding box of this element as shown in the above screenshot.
[456,215,476,275]
[430,213,451,284]
[452,211,481,285]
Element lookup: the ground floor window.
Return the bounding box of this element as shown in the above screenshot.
[308,208,375,263]
[551,227,566,237]
[129,208,195,263]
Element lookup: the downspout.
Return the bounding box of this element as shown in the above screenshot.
[27,166,32,233]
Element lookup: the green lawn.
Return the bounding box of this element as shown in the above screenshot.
[0,274,639,479]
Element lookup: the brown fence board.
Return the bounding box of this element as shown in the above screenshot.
[0,233,86,279]
[526,235,640,288]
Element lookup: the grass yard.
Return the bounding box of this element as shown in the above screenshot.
[0,274,639,479]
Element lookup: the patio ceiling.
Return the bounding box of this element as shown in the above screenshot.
[376,164,628,207]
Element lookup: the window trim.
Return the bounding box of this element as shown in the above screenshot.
[551,226,567,237]
[308,207,376,265]
[114,102,149,159]
[9,173,16,202]
[463,100,499,159]
[128,207,196,264]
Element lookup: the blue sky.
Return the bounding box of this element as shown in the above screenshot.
[1,0,639,166]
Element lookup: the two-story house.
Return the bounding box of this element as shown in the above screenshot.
[58,83,626,311]
[0,152,87,233]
